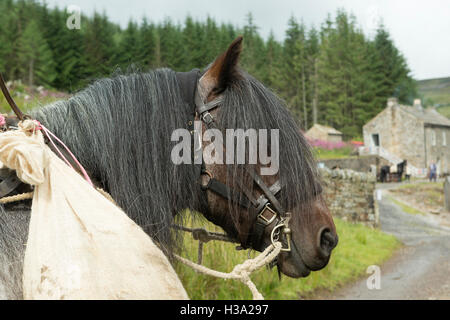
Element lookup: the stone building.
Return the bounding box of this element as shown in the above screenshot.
[305,123,343,142]
[362,98,450,176]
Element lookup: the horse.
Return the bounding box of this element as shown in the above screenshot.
[0,37,338,299]
[396,160,407,181]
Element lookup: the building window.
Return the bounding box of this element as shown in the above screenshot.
[443,132,447,146]
[372,134,380,147]
[431,130,436,146]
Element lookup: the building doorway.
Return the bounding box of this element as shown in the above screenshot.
[372,134,380,147]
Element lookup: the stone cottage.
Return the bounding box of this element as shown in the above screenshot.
[305,123,343,142]
[362,98,450,176]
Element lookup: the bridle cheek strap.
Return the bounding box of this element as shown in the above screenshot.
[175,69,292,253]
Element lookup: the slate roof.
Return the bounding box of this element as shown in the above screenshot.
[399,105,450,127]
[310,123,343,135]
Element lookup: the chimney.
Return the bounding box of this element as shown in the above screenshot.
[413,98,423,111]
[387,97,398,108]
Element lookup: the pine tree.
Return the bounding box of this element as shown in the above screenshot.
[282,16,307,127]
[372,24,416,105]
[158,18,185,70]
[261,31,283,91]
[17,19,56,87]
[118,20,141,69]
[1,1,419,139]
[83,12,117,78]
[182,16,204,70]
[0,1,12,73]
[241,12,265,78]
[306,27,320,125]
[139,18,157,69]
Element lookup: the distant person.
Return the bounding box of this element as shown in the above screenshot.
[429,161,437,182]
[405,163,411,182]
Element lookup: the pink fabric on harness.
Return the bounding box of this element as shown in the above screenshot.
[0,114,5,126]
[31,120,94,187]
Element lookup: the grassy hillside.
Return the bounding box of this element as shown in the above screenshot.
[437,105,450,118]
[417,77,450,118]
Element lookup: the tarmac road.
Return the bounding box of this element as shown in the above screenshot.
[324,183,450,300]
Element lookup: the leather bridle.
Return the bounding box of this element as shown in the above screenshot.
[176,69,292,253]
[0,69,293,254]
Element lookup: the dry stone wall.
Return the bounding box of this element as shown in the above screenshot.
[320,167,379,227]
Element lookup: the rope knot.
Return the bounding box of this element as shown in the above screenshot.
[231,259,254,278]
[175,241,283,300]
[18,119,42,135]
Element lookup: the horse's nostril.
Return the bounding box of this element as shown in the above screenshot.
[319,229,338,256]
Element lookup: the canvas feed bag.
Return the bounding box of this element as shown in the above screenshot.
[0,121,188,299]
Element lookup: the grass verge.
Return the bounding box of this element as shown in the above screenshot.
[389,181,444,214]
[387,195,426,216]
[313,146,355,160]
[174,215,400,299]
[395,181,443,190]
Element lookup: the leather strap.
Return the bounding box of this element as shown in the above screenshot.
[177,68,290,252]
[249,206,279,251]
[247,169,285,216]
[196,95,224,115]
[0,168,12,179]
[202,177,251,209]
[0,171,22,198]
[176,69,200,108]
[0,73,28,121]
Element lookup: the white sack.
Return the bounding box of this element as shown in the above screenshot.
[0,122,188,300]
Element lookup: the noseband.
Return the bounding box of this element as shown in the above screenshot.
[176,69,292,253]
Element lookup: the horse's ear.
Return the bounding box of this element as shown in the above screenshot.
[199,36,243,98]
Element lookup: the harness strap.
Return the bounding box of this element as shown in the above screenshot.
[195,95,224,115]
[247,169,285,216]
[202,176,251,209]
[0,73,28,121]
[0,168,12,179]
[176,68,292,253]
[176,69,200,108]
[0,171,23,198]
[176,69,203,180]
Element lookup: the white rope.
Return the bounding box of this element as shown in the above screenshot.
[0,191,33,204]
[0,188,115,205]
[175,241,282,300]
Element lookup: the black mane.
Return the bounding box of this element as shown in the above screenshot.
[32,68,206,253]
[217,70,320,228]
[31,67,320,253]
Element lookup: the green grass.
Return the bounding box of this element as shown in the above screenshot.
[437,105,450,118]
[396,181,443,190]
[0,93,62,114]
[388,195,426,216]
[0,82,68,114]
[314,146,355,160]
[175,214,400,299]
[389,181,444,213]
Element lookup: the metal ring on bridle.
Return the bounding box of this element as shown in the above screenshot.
[270,220,291,252]
[202,170,213,179]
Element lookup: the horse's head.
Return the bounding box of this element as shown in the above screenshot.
[31,35,337,279]
[194,37,338,278]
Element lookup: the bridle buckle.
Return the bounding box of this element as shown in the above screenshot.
[257,204,277,226]
[201,112,214,125]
